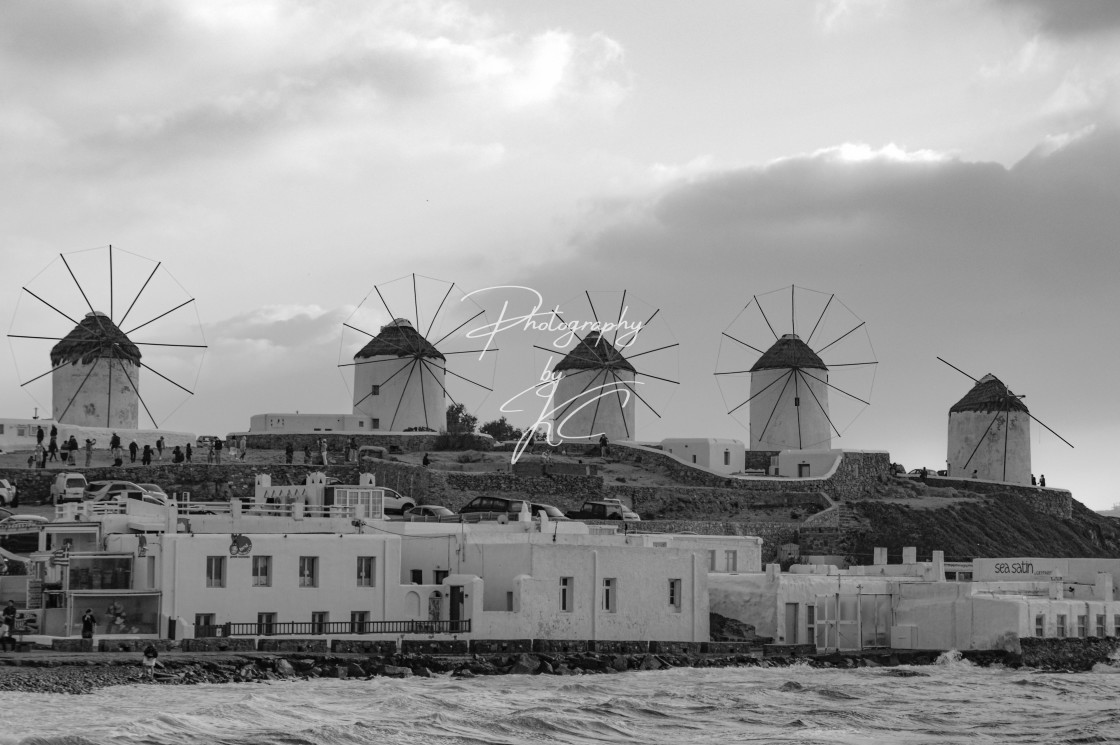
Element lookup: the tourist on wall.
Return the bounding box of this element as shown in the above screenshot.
[1040,474,1046,487]
[172,446,184,464]
[81,609,96,639]
[213,438,223,464]
[185,443,192,463]
[156,437,165,461]
[422,452,430,467]
[239,436,247,461]
[36,426,44,446]
[141,444,152,466]
[48,435,58,462]
[129,441,138,463]
[35,443,45,469]
[110,432,121,462]
[84,439,95,468]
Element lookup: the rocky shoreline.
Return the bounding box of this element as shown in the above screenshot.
[0,648,1026,695]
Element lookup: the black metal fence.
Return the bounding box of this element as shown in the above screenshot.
[194,619,471,637]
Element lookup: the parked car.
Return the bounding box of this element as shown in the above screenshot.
[406,505,455,519]
[137,483,169,498]
[50,473,88,504]
[566,499,641,521]
[0,514,48,529]
[458,496,530,520]
[83,480,165,504]
[0,478,16,507]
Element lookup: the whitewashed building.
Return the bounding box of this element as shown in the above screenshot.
[661,438,745,475]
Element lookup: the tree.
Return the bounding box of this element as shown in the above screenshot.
[445,402,478,434]
[479,416,522,442]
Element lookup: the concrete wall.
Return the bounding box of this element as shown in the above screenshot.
[552,368,635,443]
[248,414,374,434]
[750,367,831,451]
[947,409,1031,485]
[353,355,446,432]
[53,357,140,429]
[661,439,745,475]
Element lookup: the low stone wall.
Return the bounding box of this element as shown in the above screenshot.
[257,638,329,653]
[180,638,257,652]
[1019,636,1120,670]
[246,432,443,453]
[926,477,1072,518]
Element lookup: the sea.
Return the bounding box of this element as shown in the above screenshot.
[2,653,1119,745]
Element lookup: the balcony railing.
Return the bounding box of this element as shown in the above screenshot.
[194,619,471,637]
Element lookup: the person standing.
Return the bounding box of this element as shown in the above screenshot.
[239,435,247,461]
[0,619,14,652]
[2,600,15,629]
[141,444,152,466]
[213,438,223,464]
[129,441,139,463]
[185,442,192,463]
[34,443,45,469]
[81,608,96,639]
[599,434,609,458]
[156,436,165,461]
[36,426,44,446]
[48,435,58,462]
[84,438,95,468]
[1040,474,1046,487]
[109,432,121,462]
[50,423,57,439]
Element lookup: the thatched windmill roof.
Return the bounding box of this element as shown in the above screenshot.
[950,374,1029,414]
[353,318,445,361]
[553,331,636,373]
[750,334,827,372]
[50,312,141,367]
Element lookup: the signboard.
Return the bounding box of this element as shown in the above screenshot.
[27,579,43,609]
[972,558,1066,581]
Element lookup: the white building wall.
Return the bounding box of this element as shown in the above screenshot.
[661,438,745,475]
[947,409,1032,484]
[247,413,374,434]
[552,368,636,443]
[775,450,842,478]
[53,357,140,429]
[749,367,831,450]
[353,356,446,431]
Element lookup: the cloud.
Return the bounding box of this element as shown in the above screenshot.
[995,0,1120,38]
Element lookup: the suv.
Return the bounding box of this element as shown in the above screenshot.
[459,497,567,521]
[50,473,88,504]
[0,479,15,507]
[566,499,640,521]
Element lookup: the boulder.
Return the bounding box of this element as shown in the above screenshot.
[275,659,296,677]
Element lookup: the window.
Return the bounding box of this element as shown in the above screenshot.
[691,454,697,463]
[1096,614,1106,638]
[806,605,816,643]
[506,592,514,611]
[434,570,449,586]
[195,613,215,630]
[1035,614,1045,637]
[299,556,318,587]
[371,384,380,396]
[252,556,272,587]
[357,556,376,587]
[410,569,423,584]
[708,550,717,571]
[1057,614,1067,638]
[351,611,369,633]
[1077,615,1088,638]
[311,611,329,634]
[602,578,617,613]
[668,579,682,611]
[371,419,380,429]
[723,450,730,466]
[725,550,738,572]
[206,556,225,588]
[559,577,573,612]
[257,612,276,636]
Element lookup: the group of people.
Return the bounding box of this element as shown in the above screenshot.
[23,427,252,468]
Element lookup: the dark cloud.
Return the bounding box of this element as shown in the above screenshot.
[995,0,1120,37]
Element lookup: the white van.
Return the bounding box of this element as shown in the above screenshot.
[50,473,88,504]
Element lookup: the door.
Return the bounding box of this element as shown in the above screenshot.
[428,591,443,623]
[784,603,799,644]
[798,463,810,477]
[450,585,464,624]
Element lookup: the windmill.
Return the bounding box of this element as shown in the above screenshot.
[7,245,207,429]
[337,273,496,432]
[536,290,678,443]
[939,357,1073,484]
[715,285,877,451]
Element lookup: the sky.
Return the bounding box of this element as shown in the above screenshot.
[1,0,1118,510]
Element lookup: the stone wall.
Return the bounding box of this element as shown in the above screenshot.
[923,477,1072,518]
[245,432,444,452]
[1019,636,1120,670]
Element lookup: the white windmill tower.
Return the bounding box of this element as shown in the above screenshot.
[543,290,679,445]
[8,246,207,430]
[716,286,877,451]
[340,274,496,433]
[939,358,1073,484]
[351,318,447,431]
